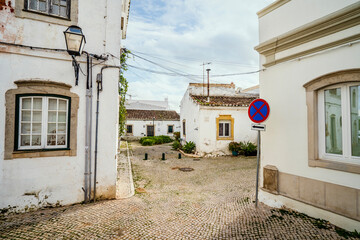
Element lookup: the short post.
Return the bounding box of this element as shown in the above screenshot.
[144,153,148,160]
[162,153,165,161]
[178,153,181,159]
[255,130,260,208]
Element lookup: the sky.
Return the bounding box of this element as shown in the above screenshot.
[123,0,274,112]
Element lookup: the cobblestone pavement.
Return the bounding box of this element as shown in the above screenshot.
[1,142,359,239]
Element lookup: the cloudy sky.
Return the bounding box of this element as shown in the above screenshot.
[123,0,274,112]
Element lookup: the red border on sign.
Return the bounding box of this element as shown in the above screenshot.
[248,99,270,123]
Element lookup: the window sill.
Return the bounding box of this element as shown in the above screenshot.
[9,149,76,159]
[216,137,234,141]
[309,158,360,174]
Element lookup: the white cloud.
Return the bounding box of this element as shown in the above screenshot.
[123,0,274,111]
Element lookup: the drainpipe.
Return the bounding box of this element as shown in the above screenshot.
[93,65,120,202]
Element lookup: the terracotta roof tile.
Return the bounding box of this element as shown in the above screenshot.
[190,95,257,107]
[126,109,180,121]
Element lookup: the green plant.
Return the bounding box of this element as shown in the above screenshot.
[173,132,180,141]
[183,141,196,154]
[157,135,173,143]
[171,140,181,150]
[241,141,257,156]
[140,136,173,146]
[228,142,240,152]
[118,49,131,137]
[142,139,155,146]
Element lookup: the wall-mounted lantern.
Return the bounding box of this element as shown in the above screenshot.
[63,25,86,56]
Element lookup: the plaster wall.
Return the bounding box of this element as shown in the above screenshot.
[126,120,181,137]
[197,107,257,155]
[0,0,123,211]
[258,0,359,43]
[180,90,200,146]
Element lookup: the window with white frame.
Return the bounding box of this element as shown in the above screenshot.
[25,0,70,19]
[318,83,360,164]
[17,96,69,150]
[219,120,231,137]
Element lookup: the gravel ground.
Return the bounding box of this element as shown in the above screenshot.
[0,142,358,239]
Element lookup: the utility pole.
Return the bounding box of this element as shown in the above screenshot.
[206,68,211,102]
[201,62,211,96]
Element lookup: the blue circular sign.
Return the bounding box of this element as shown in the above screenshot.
[248,99,270,123]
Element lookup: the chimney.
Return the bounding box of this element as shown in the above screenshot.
[206,68,211,102]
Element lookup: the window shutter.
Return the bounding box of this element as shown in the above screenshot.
[67,0,71,19]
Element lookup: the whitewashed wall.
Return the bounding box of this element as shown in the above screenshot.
[197,107,257,156]
[180,90,200,145]
[258,0,360,231]
[126,120,181,137]
[0,0,123,211]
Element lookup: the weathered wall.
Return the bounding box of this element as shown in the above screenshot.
[126,120,181,137]
[0,0,123,211]
[180,90,200,146]
[197,107,257,156]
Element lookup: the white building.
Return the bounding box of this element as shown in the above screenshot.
[0,0,130,212]
[180,83,258,156]
[125,98,170,110]
[255,0,360,231]
[125,109,180,138]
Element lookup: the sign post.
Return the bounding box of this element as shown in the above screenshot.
[248,99,270,208]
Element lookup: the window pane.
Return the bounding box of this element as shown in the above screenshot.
[57,135,66,145]
[32,123,42,134]
[225,123,230,136]
[21,135,31,146]
[219,123,223,136]
[49,99,57,110]
[33,98,42,110]
[33,111,42,122]
[350,85,360,157]
[60,0,67,6]
[324,88,342,155]
[32,135,41,146]
[29,0,38,10]
[53,0,59,4]
[22,98,31,109]
[60,6,67,17]
[51,4,59,15]
[39,0,46,11]
[58,123,66,133]
[59,100,67,110]
[58,112,66,122]
[48,112,57,122]
[48,123,56,134]
[47,135,56,146]
[21,111,31,121]
[21,123,31,134]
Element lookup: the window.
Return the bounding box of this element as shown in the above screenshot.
[25,0,70,19]
[219,121,231,137]
[17,95,70,150]
[216,115,234,140]
[168,125,174,134]
[304,69,360,174]
[182,120,186,136]
[126,125,133,134]
[318,83,360,163]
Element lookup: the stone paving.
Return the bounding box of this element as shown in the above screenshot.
[0,142,359,239]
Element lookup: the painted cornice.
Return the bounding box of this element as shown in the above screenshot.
[255,2,360,64]
[257,0,290,18]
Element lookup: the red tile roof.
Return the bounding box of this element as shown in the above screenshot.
[126,109,180,121]
[190,95,257,107]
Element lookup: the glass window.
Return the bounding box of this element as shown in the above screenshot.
[219,121,231,137]
[126,125,133,134]
[18,96,69,150]
[27,0,70,19]
[168,125,173,133]
[319,83,360,163]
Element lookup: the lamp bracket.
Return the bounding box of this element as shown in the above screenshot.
[72,55,80,86]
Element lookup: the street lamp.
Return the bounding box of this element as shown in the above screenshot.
[63,25,86,56]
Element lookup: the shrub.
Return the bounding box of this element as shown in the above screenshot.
[140,135,173,146]
[157,135,173,143]
[171,140,181,150]
[229,142,240,152]
[173,132,180,141]
[139,137,151,145]
[142,139,155,146]
[183,141,196,154]
[242,141,257,156]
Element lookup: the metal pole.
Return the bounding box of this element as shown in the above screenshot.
[94,78,100,202]
[206,68,211,102]
[84,53,91,203]
[88,56,93,202]
[255,130,260,208]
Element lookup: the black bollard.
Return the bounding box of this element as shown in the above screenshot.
[178,153,181,159]
[144,153,148,160]
[162,153,165,161]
